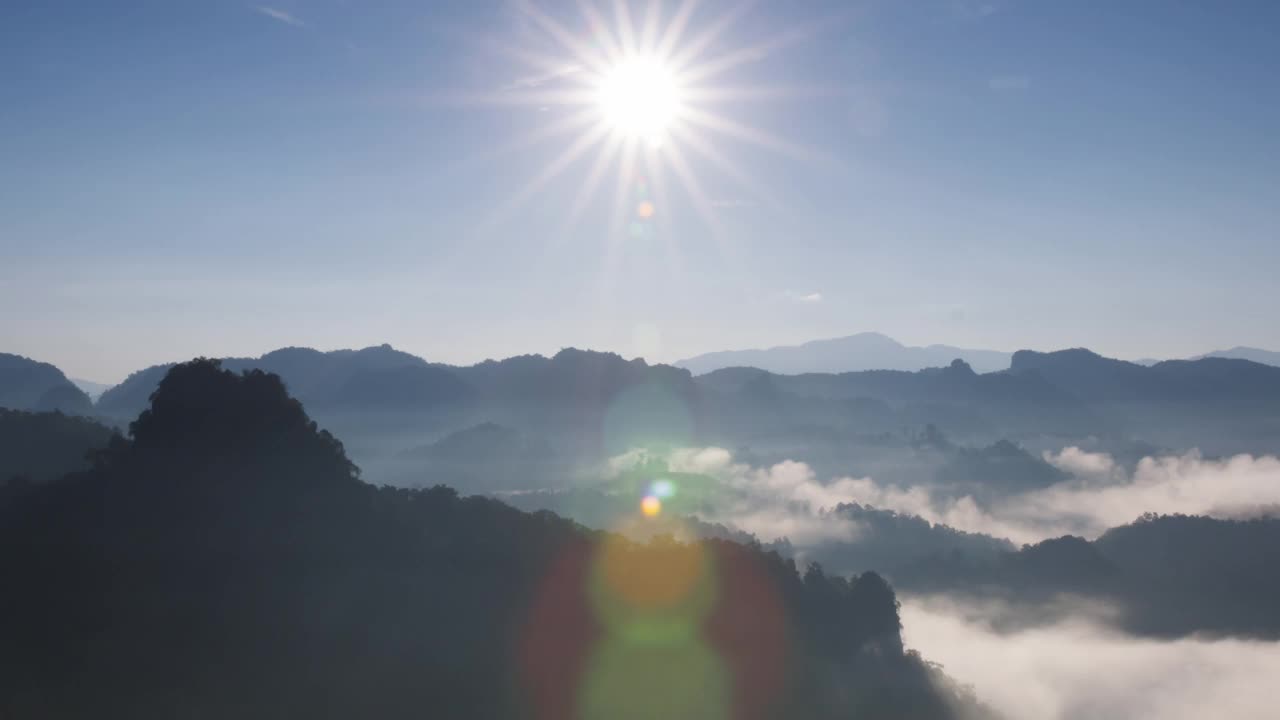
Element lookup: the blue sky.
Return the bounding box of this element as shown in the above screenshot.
[3,0,1279,382]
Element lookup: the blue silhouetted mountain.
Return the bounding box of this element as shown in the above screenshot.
[1193,346,1280,366]
[893,513,1280,638]
[0,352,94,415]
[96,344,447,418]
[1010,347,1280,403]
[776,503,1016,578]
[405,422,553,463]
[459,347,696,410]
[676,332,1013,375]
[0,358,995,720]
[97,345,694,421]
[70,377,112,401]
[697,357,1096,438]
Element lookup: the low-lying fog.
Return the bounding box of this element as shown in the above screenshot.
[902,598,1280,720]
[623,445,1280,546]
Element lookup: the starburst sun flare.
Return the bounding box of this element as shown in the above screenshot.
[594,55,684,145]
[469,0,821,240]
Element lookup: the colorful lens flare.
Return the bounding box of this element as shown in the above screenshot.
[640,494,662,517]
[650,478,675,499]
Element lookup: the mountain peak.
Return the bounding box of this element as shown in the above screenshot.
[676,333,1011,375]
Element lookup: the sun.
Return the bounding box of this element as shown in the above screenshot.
[595,56,684,145]
[468,1,823,240]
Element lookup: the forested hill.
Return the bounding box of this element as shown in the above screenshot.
[0,359,993,720]
[0,352,94,415]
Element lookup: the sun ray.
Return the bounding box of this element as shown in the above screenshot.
[611,0,640,56]
[607,137,642,241]
[679,106,823,164]
[463,0,822,253]
[671,124,781,210]
[565,133,625,232]
[639,0,663,53]
[640,141,688,280]
[665,1,754,74]
[576,0,625,64]
[456,106,599,171]
[481,120,613,232]
[518,0,614,76]
[447,87,596,107]
[655,0,700,61]
[681,84,841,104]
[660,140,726,245]
[677,23,814,86]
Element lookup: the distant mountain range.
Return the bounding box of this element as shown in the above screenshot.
[675,332,1014,375]
[6,339,1280,458]
[70,378,112,401]
[676,334,1280,375]
[1193,346,1280,366]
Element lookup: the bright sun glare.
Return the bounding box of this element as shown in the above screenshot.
[595,56,683,144]
[472,1,819,241]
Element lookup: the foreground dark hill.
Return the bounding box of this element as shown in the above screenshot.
[0,352,94,415]
[0,360,991,720]
[0,408,115,487]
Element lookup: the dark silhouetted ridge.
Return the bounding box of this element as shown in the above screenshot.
[0,359,993,720]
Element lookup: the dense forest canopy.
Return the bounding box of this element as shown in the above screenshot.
[0,360,992,719]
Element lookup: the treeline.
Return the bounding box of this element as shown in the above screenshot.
[893,513,1280,638]
[0,360,992,719]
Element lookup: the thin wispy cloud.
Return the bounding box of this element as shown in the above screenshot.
[778,290,823,303]
[499,64,582,92]
[254,6,305,28]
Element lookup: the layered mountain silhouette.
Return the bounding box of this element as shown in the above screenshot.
[96,345,694,421]
[0,359,994,719]
[894,513,1280,638]
[70,377,112,401]
[675,332,1013,375]
[0,353,94,415]
[1194,346,1280,367]
[15,340,1280,467]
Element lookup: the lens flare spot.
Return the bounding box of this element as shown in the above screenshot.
[596,534,707,611]
[650,479,676,499]
[640,494,662,518]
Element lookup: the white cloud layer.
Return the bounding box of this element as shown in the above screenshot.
[881,449,1280,544]
[902,598,1280,720]
[611,446,1280,547]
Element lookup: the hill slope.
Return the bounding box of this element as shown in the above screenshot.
[0,359,993,720]
[0,353,94,415]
